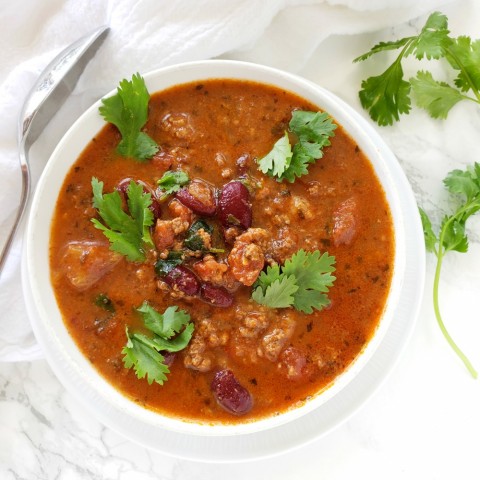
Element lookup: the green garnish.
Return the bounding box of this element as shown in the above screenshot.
[184,220,213,251]
[157,170,189,199]
[420,163,480,378]
[122,302,194,385]
[258,110,336,182]
[91,177,153,262]
[99,73,159,160]
[154,251,184,276]
[252,249,336,314]
[354,12,480,126]
[94,293,115,313]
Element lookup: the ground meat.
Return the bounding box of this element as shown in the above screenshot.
[168,198,194,224]
[227,228,269,286]
[196,228,212,250]
[60,241,122,291]
[161,112,194,139]
[238,310,270,339]
[151,151,175,174]
[332,197,357,246]
[193,255,228,284]
[278,347,308,380]
[198,318,229,347]
[221,168,233,179]
[268,227,298,264]
[228,243,264,286]
[184,335,212,372]
[224,226,242,244]
[258,312,296,362]
[184,317,229,372]
[153,217,189,251]
[235,228,269,248]
[291,195,314,220]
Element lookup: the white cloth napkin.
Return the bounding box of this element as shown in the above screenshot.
[0,0,451,362]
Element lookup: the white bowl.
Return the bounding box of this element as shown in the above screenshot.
[23,60,423,454]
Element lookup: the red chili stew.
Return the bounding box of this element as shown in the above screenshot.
[49,79,394,424]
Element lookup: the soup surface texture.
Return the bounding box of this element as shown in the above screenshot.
[50,79,394,424]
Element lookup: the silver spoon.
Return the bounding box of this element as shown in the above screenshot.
[0,26,109,275]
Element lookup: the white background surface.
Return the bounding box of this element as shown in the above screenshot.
[1,1,480,478]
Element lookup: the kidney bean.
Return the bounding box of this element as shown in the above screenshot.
[162,351,176,367]
[164,266,200,296]
[176,180,216,216]
[116,178,162,221]
[115,177,133,197]
[211,369,253,416]
[149,200,162,222]
[218,181,252,229]
[200,283,233,308]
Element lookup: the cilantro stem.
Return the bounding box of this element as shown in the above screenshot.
[434,218,478,378]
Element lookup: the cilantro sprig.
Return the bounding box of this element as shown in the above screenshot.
[122,302,194,385]
[99,73,159,160]
[252,249,336,314]
[420,163,480,378]
[91,177,154,262]
[156,170,189,199]
[354,12,480,125]
[258,110,336,182]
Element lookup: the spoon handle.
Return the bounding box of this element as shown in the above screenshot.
[0,146,30,273]
[0,26,109,276]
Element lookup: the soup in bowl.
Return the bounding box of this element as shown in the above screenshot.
[24,60,405,437]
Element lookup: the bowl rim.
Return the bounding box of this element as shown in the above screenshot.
[25,59,409,439]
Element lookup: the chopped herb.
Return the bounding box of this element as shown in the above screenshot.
[184,220,213,251]
[257,110,336,182]
[157,170,189,199]
[94,293,115,313]
[99,73,158,160]
[420,163,480,378]
[354,12,480,125]
[154,251,184,276]
[122,302,194,385]
[91,177,153,262]
[252,249,336,313]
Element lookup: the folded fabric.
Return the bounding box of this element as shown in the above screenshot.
[0,0,451,361]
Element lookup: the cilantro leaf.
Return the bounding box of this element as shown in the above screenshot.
[419,207,437,253]
[355,12,480,125]
[413,11,450,60]
[353,38,412,63]
[252,274,298,308]
[122,303,194,385]
[283,250,336,313]
[99,73,158,161]
[447,36,480,93]
[419,163,480,378]
[130,324,194,354]
[254,264,282,291]
[441,215,468,253]
[358,60,412,126]
[157,170,189,199]
[257,111,336,182]
[252,249,336,313]
[257,132,292,178]
[410,71,464,119]
[137,302,191,339]
[122,331,170,385]
[91,178,154,262]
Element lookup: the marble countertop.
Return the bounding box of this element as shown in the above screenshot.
[2,2,480,478]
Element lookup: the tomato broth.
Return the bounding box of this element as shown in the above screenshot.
[50,79,394,424]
